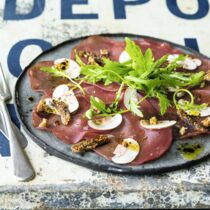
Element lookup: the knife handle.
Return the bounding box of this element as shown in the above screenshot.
[0,101,35,181]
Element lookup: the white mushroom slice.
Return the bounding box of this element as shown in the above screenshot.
[167,54,179,63]
[200,107,210,117]
[182,58,197,70]
[140,120,176,130]
[193,58,202,66]
[88,114,122,131]
[52,84,79,113]
[44,98,54,108]
[53,84,69,99]
[167,54,202,70]
[112,138,140,164]
[119,51,131,63]
[54,58,80,78]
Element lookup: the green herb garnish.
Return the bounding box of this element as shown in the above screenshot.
[40,66,85,95]
[173,89,207,116]
[78,38,205,115]
[40,38,205,117]
[85,82,128,119]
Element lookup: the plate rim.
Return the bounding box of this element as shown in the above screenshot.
[14,33,210,175]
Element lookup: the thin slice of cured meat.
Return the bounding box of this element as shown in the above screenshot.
[32,95,90,144]
[94,124,173,165]
[29,35,210,165]
[32,83,159,144]
[28,61,68,94]
[71,35,183,62]
[71,35,122,61]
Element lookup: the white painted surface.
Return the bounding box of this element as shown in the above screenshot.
[0,0,210,208]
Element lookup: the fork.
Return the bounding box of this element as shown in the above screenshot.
[0,63,35,181]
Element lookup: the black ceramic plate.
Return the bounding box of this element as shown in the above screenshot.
[14,34,210,174]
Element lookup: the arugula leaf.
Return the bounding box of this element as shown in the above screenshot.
[43,38,205,117]
[173,89,207,116]
[155,92,170,115]
[188,71,205,87]
[125,37,146,74]
[40,67,69,79]
[109,82,124,110]
[129,97,143,117]
[85,83,126,119]
[90,96,107,113]
[40,66,86,95]
[153,54,168,68]
[75,50,86,67]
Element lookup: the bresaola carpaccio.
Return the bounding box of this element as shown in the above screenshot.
[28,35,210,165]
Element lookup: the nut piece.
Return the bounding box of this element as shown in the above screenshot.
[71,135,111,153]
[149,116,158,125]
[201,116,210,127]
[88,56,96,65]
[179,126,187,136]
[53,99,71,125]
[100,49,109,56]
[36,99,57,114]
[204,70,210,82]
[36,98,71,125]
[38,118,48,128]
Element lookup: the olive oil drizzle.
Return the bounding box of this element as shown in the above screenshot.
[178,143,204,160]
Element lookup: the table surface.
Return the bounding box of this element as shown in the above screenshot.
[0,0,210,209]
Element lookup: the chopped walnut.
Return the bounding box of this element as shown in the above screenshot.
[201,116,210,127]
[53,99,71,125]
[100,49,109,56]
[36,99,56,114]
[204,70,210,82]
[38,118,48,128]
[179,126,187,135]
[149,116,158,125]
[88,56,97,65]
[36,99,71,125]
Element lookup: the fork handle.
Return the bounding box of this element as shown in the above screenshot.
[0,101,35,181]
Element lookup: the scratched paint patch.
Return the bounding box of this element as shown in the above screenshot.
[0,0,210,209]
[15,0,34,14]
[42,22,110,46]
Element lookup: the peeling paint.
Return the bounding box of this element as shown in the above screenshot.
[0,0,210,209]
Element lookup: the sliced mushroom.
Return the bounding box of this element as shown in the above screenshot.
[88,114,122,131]
[200,107,210,117]
[119,51,131,63]
[185,106,210,117]
[140,119,176,130]
[182,58,198,70]
[112,138,140,164]
[167,54,179,63]
[167,54,202,70]
[52,84,79,113]
[54,58,80,78]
